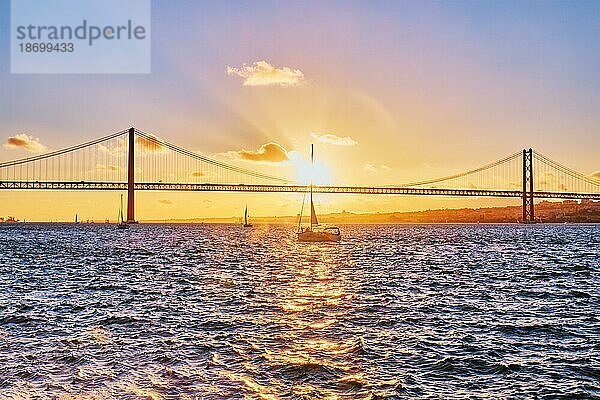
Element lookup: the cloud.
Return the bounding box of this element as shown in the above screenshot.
[592,171,600,180]
[98,140,126,157]
[364,163,377,172]
[158,199,173,205]
[364,163,392,173]
[191,171,206,177]
[226,142,289,163]
[136,135,165,152]
[311,132,358,147]
[226,61,305,87]
[96,164,119,171]
[4,134,47,153]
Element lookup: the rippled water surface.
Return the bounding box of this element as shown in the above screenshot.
[0,223,599,399]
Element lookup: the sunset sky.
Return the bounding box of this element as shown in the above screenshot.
[1,1,600,221]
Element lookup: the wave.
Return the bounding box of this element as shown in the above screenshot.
[0,314,37,324]
[496,322,570,337]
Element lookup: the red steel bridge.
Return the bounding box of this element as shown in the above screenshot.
[1,128,600,223]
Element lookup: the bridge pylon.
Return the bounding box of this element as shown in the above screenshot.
[522,148,534,224]
[127,127,136,223]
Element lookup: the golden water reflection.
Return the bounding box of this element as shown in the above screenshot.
[224,241,365,398]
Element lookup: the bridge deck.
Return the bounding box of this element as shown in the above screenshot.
[1,181,599,200]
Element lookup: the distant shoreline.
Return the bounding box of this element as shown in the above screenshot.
[5,200,600,224]
[3,221,599,225]
[146,199,600,224]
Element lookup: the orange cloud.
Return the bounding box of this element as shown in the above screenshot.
[191,171,206,177]
[4,133,47,153]
[311,132,358,146]
[136,135,165,152]
[96,164,119,171]
[234,142,289,162]
[592,171,600,180]
[226,61,305,87]
[158,199,173,205]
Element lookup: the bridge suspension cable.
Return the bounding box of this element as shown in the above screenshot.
[0,129,127,168]
[0,129,128,184]
[134,129,293,184]
[533,151,600,194]
[394,151,523,192]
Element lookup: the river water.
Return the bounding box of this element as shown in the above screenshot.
[0,223,598,399]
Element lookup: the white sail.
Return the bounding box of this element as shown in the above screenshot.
[310,199,318,226]
[120,194,124,223]
[309,144,318,227]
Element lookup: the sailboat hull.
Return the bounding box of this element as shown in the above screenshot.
[297,230,341,242]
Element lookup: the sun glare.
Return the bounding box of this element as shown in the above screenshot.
[289,151,332,185]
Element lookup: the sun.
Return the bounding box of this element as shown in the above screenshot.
[289,151,333,185]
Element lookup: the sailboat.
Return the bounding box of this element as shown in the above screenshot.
[297,144,341,242]
[243,205,253,227]
[117,194,129,229]
[75,214,79,224]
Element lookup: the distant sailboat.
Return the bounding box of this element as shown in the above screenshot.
[243,205,253,227]
[75,214,79,224]
[297,144,341,242]
[117,194,129,229]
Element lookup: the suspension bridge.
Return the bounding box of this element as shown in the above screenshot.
[1,127,599,223]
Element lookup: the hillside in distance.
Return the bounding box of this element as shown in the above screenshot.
[156,200,600,224]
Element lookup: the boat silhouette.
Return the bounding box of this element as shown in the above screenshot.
[243,205,253,227]
[117,194,129,229]
[297,144,341,242]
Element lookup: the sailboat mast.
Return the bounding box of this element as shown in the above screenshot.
[310,144,316,228]
[244,205,248,225]
[120,194,124,223]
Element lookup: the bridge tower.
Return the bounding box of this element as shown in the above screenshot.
[522,148,534,223]
[127,127,136,223]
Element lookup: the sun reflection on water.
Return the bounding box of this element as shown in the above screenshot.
[229,241,364,398]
